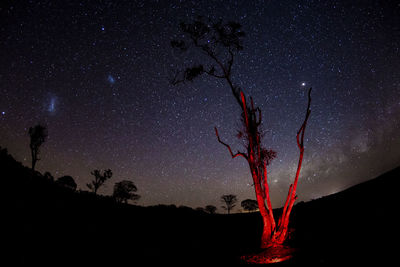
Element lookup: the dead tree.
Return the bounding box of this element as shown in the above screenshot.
[87,169,113,195]
[28,124,47,171]
[171,17,311,248]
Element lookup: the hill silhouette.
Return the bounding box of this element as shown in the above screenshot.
[291,165,400,264]
[2,146,398,265]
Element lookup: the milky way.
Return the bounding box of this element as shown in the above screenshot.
[0,0,399,210]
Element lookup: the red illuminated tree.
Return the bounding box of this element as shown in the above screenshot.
[172,17,312,249]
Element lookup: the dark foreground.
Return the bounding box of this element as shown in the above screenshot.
[3,149,399,265]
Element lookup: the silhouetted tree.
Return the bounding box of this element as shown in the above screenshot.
[221,194,237,214]
[87,169,112,195]
[241,199,258,212]
[113,180,140,204]
[172,17,312,248]
[56,175,77,191]
[28,124,47,171]
[205,205,217,214]
[196,207,205,212]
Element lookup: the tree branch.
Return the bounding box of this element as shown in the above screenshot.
[204,66,226,79]
[296,87,312,149]
[170,71,185,86]
[276,87,312,242]
[256,107,262,126]
[215,127,248,160]
[227,46,234,76]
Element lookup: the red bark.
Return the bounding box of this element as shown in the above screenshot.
[215,88,312,249]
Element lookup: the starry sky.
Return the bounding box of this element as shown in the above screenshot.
[1,0,399,211]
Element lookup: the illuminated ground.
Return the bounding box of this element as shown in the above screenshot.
[241,245,297,264]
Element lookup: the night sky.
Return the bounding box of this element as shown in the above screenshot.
[1,0,399,211]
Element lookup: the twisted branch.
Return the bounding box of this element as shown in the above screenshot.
[214,127,248,160]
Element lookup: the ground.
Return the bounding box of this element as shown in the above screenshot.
[241,245,297,264]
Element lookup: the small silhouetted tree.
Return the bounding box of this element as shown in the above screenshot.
[221,194,237,214]
[241,199,259,212]
[113,180,140,204]
[87,169,112,195]
[28,124,47,171]
[205,205,217,214]
[56,175,77,191]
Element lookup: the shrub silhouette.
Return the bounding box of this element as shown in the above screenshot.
[56,175,77,191]
[241,199,258,212]
[113,180,140,204]
[205,205,217,214]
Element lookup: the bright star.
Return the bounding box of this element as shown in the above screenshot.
[301,82,306,87]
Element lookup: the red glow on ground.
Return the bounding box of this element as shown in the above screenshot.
[241,245,297,264]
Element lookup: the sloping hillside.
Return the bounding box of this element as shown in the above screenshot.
[3,146,399,265]
[2,147,257,265]
[291,166,400,264]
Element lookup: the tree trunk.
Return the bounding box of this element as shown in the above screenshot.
[252,166,277,248]
[252,147,305,248]
[246,89,311,248]
[255,186,274,248]
[31,149,36,171]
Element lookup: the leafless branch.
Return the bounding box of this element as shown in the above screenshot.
[204,66,226,79]
[170,71,185,85]
[214,127,248,160]
[296,87,312,149]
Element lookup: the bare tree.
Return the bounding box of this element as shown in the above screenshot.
[28,124,47,171]
[172,17,312,248]
[87,169,112,195]
[241,199,259,212]
[113,180,140,204]
[221,194,237,214]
